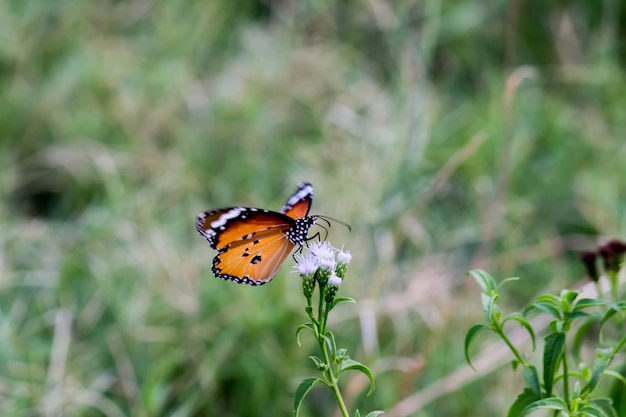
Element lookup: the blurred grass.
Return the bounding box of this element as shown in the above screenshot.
[1,0,626,416]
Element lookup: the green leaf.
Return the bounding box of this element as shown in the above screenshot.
[464,324,491,370]
[522,366,541,396]
[507,388,542,417]
[580,398,617,417]
[481,292,500,323]
[520,397,568,416]
[572,319,601,363]
[294,377,324,416]
[339,359,376,395]
[309,355,327,371]
[503,313,536,352]
[572,380,582,399]
[549,319,565,333]
[527,295,562,319]
[364,411,385,417]
[543,332,565,396]
[603,370,626,385]
[569,311,592,321]
[468,269,498,293]
[333,297,356,307]
[296,323,316,346]
[583,348,613,394]
[324,332,337,361]
[498,276,520,288]
[600,302,626,335]
[336,348,348,361]
[560,290,581,311]
[573,298,614,312]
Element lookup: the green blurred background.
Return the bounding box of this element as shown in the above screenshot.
[2,1,626,416]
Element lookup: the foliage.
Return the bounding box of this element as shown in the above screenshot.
[465,261,626,417]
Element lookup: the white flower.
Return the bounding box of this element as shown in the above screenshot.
[328,272,342,287]
[337,247,351,264]
[293,251,319,276]
[309,241,335,260]
[310,241,336,271]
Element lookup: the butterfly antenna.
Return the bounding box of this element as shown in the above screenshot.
[316,215,352,232]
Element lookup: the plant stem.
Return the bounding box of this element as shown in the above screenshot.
[562,345,570,408]
[306,296,319,327]
[318,321,349,417]
[329,371,350,417]
[318,285,326,333]
[609,271,619,302]
[312,284,348,417]
[497,325,528,367]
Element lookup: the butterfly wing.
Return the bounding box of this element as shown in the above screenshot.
[213,230,295,285]
[280,182,313,219]
[196,208,297,285]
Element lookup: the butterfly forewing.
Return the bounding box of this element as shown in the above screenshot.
[280,182,313,219]
[197,208,292,249]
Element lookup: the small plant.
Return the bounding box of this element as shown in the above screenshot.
[292,241,383,417]
[465,239,626,417]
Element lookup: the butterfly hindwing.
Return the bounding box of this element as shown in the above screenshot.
[213,232,295,285]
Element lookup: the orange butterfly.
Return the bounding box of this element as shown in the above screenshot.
[196,182,318,285]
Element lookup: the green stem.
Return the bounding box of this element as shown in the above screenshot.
[317,319,348,417]
[318,285,327,334]
[313,283,348,417]
[306,296,319,327]
[496,324,528,367]
[609,271,619,302]
[562,345,570,408]
[329,372,350,417]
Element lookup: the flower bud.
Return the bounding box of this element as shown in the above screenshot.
[580,251,599,282]
[325,272,342,303]
[316,266,331,287]
[302,273,316,298]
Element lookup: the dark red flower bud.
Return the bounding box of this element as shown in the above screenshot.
[598,240,626,274]
[580,251,599,282]
[607,240,626,256]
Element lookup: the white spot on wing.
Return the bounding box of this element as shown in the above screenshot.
[210,208,243,229]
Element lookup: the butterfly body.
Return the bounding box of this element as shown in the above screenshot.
[196,183,317,285]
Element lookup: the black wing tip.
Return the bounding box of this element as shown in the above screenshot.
[296,182,313,194]
[196,212,218,248]
[281,183,315,216]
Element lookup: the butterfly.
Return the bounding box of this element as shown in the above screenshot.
[196,182,319,286]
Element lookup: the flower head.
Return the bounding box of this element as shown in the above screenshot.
[337,248,352,264]
[328,272,342,287]
[310,241,336,271]
[294,251,319,276]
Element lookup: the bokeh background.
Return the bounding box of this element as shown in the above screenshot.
[2,1,626,416]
